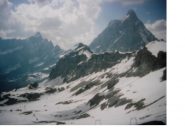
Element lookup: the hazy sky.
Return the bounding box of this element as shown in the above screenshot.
[0,0,166,49]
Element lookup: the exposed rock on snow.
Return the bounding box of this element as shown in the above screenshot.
[0,45,166,125]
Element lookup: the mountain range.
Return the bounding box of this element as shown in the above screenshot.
[0,10,166,125]
[0,32,63,92]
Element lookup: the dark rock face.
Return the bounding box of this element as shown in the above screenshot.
[157,51,167,68]
[130,47,158,76]
[49,43,132,82]
[107,78,119,89]
[0,92,43,106]
[49,51,87,80]
[89,10,157,53]
[88,93,104,107]
[74,113,90,119]
[140,121,166,125]
[44,87,57,94]
[2,97,26,106]
[19,93,42,101]
[73,80,101,96]
[128,48,166,77]
[28,82,39,89]
[161,69,166,81]
[33,121,65,125]
[0,32,63,92]
[21,111,33,115]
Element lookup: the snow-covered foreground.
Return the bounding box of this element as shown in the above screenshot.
[0,42,166,125]
[0,68,166,125]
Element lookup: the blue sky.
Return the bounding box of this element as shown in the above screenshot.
[97,0,166,30]
[1,0,166,49]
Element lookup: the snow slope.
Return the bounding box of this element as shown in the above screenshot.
[0,51,166,125]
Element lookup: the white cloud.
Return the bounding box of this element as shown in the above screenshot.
[0,0,12,30]
[145,19,166,40]
[0,0,102,49]
[0,0,163,50]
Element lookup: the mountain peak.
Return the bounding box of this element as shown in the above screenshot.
[34,32,42,38]
[75,43,88,51]
[28,32,43,40]
[127,9,137,18]
[89,9,157,53]
[73,43,93,59]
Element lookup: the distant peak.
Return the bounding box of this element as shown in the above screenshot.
[55,45,60,48]
[74,43,93,55]
[28,32,45,41]
[29,32,43,40]
[75,43,88,50]
[127,9,137,18]
[34,32,42,38]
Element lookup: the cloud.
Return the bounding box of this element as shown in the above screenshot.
[145,19,166,40]
[0,0,12,30]
[29,0,52,4]
[0,0,102,49]
[106,0,145,6]
[0,0,164,50]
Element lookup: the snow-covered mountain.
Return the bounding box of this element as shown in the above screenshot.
[89,10,157,53]
[0,9,166,125]
[0,32,64,93]
[0,41,166,125]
